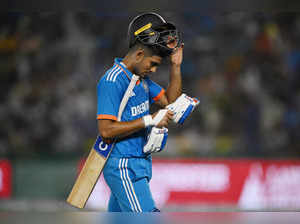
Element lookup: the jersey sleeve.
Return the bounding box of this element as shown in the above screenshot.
[145,78,165,104]
[97,78,123,120]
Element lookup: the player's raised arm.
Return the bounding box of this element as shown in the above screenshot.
[156,43,184,108]
[166,43,183,102]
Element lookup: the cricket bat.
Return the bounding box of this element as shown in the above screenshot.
[67,74,139,208]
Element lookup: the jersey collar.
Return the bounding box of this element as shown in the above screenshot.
[115,58,140,84]
[115,58,134,80]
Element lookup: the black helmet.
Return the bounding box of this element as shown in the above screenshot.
[127,12,182,56]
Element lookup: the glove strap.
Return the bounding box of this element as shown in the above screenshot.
[152,109,168,125]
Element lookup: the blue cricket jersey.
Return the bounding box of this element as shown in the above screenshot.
[97,58,164,158]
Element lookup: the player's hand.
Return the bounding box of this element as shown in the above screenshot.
[102,137,114,144]
[152,110,173,128]
[170,43,184,66]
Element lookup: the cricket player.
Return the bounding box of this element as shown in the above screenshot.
[97,12,184,212]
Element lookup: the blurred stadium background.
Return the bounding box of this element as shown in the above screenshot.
[0,12,300,212]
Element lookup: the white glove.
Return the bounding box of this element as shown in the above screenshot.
[143,127,168,154]
[142,109,168,127]
[166,93,200,124]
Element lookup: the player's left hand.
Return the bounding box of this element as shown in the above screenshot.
[170,43,184,66]
[143,127,168,154]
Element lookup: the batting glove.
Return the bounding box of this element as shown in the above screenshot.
[166,93,200,124]
[143,127,168,154]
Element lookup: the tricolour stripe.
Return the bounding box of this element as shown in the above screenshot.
[124,159,142,212]
[106,65,117,81]
[119,159,135,212]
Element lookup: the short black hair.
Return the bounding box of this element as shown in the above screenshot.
[129,41,165,58]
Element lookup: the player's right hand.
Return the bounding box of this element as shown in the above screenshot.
[170,43,184,66]
[152,110,173,128]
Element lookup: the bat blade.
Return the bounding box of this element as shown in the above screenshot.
[67,136,112,208]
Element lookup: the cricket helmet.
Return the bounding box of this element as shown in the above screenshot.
[127,12,182,57]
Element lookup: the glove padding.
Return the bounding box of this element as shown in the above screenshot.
[143,127,168,154]
[166,93,200,124]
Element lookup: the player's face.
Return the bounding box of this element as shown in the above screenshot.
[136,55,162,77]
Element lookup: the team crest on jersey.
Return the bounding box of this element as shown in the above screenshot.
[142,80,149,93]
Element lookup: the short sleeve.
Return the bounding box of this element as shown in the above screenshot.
[97,78,123,120]
[145,78,165,104]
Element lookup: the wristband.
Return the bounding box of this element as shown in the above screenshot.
[143,109,168,127]
[143,115,153,127]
